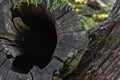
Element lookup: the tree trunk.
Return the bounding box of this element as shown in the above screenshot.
[67,0,120,80]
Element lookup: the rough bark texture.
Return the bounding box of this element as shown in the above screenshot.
[66,0,120,80]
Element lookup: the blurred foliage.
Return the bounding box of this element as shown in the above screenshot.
[72,0,113,30]
[81,16,99,30]
[12,0,39,8]
[13,0,114,31]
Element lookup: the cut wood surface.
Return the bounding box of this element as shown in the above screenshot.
[0,0,88,80]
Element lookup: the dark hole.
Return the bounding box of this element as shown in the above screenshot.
[10,3,57,74]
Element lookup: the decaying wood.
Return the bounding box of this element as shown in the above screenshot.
[0,0,88,80]
[0,0,120,80]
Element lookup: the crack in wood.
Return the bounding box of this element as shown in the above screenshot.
[30,71,34,80]
[58,42,79,50]
[58,30,84,35]
[0,58,7,67]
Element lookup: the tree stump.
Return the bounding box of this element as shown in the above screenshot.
[0,0,88,80]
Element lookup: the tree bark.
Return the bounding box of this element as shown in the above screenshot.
[67,0,120,80]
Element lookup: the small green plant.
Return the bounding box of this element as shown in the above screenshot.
[80,16,99,30]
[13,0,40,8]
[13,0,70,9]
[50,0,74,10]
